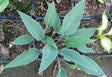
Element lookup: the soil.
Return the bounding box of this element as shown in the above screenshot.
[83,0,111,15]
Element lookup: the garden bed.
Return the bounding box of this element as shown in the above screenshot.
[0,0,112,61]
[0,0,112,77]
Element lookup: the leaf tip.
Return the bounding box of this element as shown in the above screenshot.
[12,41,15,45]
[17,10,20,13]
[38,68,43,74]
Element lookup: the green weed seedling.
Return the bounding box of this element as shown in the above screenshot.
[3,0,105,76]
[97,11,112,53]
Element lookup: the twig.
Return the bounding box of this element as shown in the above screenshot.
[51,32,54,38]
[53,62,58,76]
[41,40,46,45]
[56,36,63,44]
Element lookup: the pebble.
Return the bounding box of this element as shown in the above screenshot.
[37,1,41,5]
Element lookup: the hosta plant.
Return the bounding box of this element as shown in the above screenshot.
[4,0,105,76]
[97,11,112,53]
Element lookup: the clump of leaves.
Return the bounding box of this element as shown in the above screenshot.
[0,0,9,12]
[4,0,104,76]
[97,11,112,53]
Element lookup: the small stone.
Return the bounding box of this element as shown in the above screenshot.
[37,1,41,5]
[7,29,11,33]
[0,29,4,41]
[0,44,9,60]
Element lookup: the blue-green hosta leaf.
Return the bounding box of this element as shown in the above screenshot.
[0,0,9,12]
[39,44,58,73]
[43,36,57,48]
[105,28,112,35]
[100,37,112,53]
[44,2,55,29]
[99,11,108,31]
[69,28,96,39]
[44,2,60,29]
[4,48,41,69]
[53,12,61,33]
[77,45,95,53]
[17,11,44,41]
[59,48,103,74]
[98,0,104,4]
[65,37,96,48]
[60,0,86,35]
[45,0,50,7]
[76,56,104,75]
[45,1,61,31]
[12,35,34,45]
[54,26,62,34]
[57,66,67,77]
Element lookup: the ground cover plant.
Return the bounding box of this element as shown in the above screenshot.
[97,11,112,53]
[1,0,111,76]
